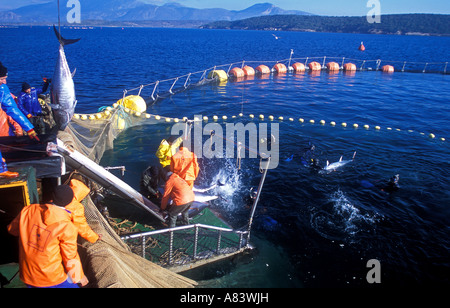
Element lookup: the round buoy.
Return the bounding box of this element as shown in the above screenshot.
[382,65,395,73]
[256,65,271,75]
[229,67,245,78]
[208,70,228,81]
[243,65,255,76]
[327,62,340,71]
[273,63,287,74]
[309,62,322,71]
[117,95,147,113]
[292,62,306,73]
[344,63,357,71]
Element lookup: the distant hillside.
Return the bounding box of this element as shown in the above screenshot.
[0,1,312,24]
[202,14,450,36]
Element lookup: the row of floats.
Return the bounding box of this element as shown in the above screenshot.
[73,101,445,142]
[219,61,395,80]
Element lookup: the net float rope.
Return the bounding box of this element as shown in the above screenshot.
[73,103,446,143]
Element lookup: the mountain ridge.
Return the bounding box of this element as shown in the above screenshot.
[0,1,313,24]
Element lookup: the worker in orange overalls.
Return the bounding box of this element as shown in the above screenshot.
[7,185,88,288]
[66,178,100,243]
[170,141,199,188]
[160,172,195,228]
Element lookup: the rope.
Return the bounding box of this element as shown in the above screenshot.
[0,143,47,154]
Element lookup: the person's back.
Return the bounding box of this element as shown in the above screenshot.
[161,173,195,209]
[161,172,195,227]
[170,146,199,188]
[7,203,84,287]
[7,185,87,288]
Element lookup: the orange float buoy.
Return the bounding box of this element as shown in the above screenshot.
[273,63,287,74]
[343,63,357,71]
[242,65,255,76]
[326,62,340,71]
[229,67,245,78]
[292,62,305,73]
[359,41,365,51]
[308,61,322,71]
[256,65,271,75]
[382,65,395,73]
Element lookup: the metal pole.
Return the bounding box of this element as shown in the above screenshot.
[169,78,178,94]
[57,0,61,38]
[150,81,159,101]
[169,231,174,265]
[246,157,271,245]
[216,230,222,254]
[184,73,191,88]
[142,236,146,259]
[288,49,294,69]
[193,225,199,259]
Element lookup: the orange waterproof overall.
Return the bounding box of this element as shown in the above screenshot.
[66,179,99,243]
[8,203,86,287]
[170,147,199,188]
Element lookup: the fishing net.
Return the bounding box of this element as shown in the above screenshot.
[77,195,196,288]
[57,104,197,288]
[64,105,161,163]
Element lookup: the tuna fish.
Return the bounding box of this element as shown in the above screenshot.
[320,151,357,173]
[50,26,80,131]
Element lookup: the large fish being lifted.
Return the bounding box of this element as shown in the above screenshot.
[50,26,80,131]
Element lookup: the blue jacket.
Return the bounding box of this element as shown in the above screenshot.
[0,84,34,132]
[17,88,44,117]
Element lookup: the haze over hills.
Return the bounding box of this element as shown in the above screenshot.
[0,0,313,24]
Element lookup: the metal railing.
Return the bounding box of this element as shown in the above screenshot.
[120,157,271,268]
[121,54,449,106]
[121,223,249,266]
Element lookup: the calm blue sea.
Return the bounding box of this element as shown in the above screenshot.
[1,26,449,287]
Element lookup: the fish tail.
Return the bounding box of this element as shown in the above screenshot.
[53,25,81,46]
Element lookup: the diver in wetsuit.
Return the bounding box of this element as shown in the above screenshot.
[140,166,161,205]
[297,142,317,167]
[382,174,400,193]
[310,158,323,172]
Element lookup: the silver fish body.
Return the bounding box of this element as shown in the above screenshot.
[51,44,77,131]
[51,26,80,131]
[320,151,357,173]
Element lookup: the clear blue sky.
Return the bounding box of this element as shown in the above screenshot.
[1,0,449,16]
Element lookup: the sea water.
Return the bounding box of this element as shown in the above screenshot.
[1,27,449,287]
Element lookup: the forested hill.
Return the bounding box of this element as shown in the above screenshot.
[201,14,450,36]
